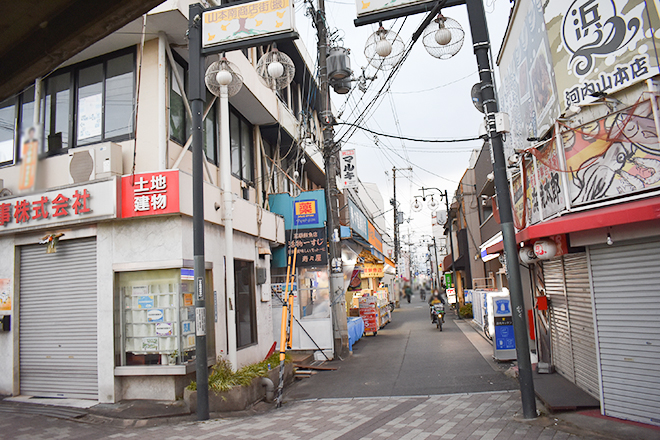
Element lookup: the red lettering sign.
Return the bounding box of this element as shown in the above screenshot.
[121,170,180,218]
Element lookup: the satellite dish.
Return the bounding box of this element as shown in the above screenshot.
[256,46,295,90]
[364,26,405,71]
[471,83,484,114]
[205,58,243,97]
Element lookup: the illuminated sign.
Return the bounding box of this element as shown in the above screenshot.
[121,170,180,218]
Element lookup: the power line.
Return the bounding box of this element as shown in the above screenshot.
[335,122,486,143]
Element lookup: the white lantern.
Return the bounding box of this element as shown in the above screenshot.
[375,38,393,58]
[519,246,537,264]
[267,61,284,79]
[216,69,233,86]
[435,27,452,45]
[534,240,557,260]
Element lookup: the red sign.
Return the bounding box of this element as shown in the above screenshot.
[121,170,179,218]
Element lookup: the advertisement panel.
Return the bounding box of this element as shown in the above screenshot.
[286,227,328,267]
[348,198,368,240]
[499,0,560,160]
[544,0,660,110]
[340,149,358,189]
[202,0,296,50]
[563,100,660,205]
[121,170,180,218]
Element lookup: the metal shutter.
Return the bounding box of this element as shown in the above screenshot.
[544,258,574,382]
[589,238,660,426]
[563,253,599,398]
[19,237,98,399]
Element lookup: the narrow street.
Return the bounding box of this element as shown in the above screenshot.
[286,298,517,400]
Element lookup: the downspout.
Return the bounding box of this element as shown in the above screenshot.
[158,32,168,170]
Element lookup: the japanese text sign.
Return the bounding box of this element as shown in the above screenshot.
[121,170,179,218]
[293,199,318,226]
[362,263,384,278]
[340,149,358,189]
[355,0,434,19]
[202,0,295,49]
[544,0,660,109]
[0,178,117,233]
[348,198,368,240]
[286,227,328,267]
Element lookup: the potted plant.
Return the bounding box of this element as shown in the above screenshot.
[169,350,178,365]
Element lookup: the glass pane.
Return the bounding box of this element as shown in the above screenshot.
[240,118,252,182]
[77,64,103,144]
[235,260,256,348]
[169,63,186,144]
[230,110,240,176]
[45,72,70,152]
[19,86,36,160]
[0,99,15,163]
[105,53,134,139]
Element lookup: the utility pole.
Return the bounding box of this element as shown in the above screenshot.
[317,0,349,358]
[392,166,411,276]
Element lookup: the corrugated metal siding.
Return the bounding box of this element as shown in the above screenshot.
[589,239,660,426]
[544,258,575,382]
[19,237,98,399]
[563,253,599,398]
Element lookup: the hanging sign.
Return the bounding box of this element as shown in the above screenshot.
[121,170,179,218]
[362,263,384,278]
[286,227,328,267]
[544,0,660,110]
[18,126,40,192]
[340,149,358,189]
[293,199,318,226]
[202,0,297,51]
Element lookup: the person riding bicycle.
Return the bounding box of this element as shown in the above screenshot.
[428,289,446,323]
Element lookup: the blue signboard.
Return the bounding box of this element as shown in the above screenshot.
[348,198,368,240]
[293,199,319,226]
[137,296,154,309]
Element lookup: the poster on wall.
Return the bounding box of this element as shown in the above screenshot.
[499,0,560,159]
[563,100,660,205]
[544,0,660,110]
[0,278,11,312]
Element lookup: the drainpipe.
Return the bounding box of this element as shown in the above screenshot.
[158,32,168,170]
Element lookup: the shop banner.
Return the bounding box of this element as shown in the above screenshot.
[18,127,40,192]
[0,278,10,312]
[202,0,295,50]
[293,199,319,226]
[544,0,660,110]
[563,100,660,205]
[348,198,368,240]
[286,227,328,267]
[340,149,358,189]
[367,222,383,253]
[362,263,384,278]
[121,170,179,218]
[499,0,560,160]
[0,178,118,233]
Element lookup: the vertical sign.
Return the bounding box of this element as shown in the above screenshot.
[340,149,358,189]
[0,278,11,312]
[18,127,39,192]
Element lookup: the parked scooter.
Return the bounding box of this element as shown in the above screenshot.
[430,303,445,331]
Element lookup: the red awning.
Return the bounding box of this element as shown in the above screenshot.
[487,195,660,254]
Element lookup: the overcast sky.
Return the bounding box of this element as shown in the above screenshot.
[294,0,513,252]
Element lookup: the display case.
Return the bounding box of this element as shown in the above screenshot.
[117,268,207,366]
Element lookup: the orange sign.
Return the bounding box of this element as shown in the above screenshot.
[362,263,384,278]
[18,130,39,191]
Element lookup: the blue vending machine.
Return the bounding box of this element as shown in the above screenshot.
[487,291,517,361]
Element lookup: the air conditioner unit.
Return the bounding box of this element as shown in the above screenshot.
[68,142,122,183]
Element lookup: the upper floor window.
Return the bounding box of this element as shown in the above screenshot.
[0,99,16,165]
[230,106,253,183]
[169,58,217,165]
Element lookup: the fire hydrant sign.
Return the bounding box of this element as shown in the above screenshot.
[121,170,179,218]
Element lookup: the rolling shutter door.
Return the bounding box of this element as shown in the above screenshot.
[589,238,660,426]
[19,237,98,399]
[544,258,574,382]
[563,253,598,398]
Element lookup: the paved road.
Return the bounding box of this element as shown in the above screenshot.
[285,299,517,400]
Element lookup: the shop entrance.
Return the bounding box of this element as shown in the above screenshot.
[19,237,98,399]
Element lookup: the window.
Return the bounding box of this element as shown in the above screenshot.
[235,260,257,348]
[230,107,253,182]
[44,72,71,153]
[169,60,218,164]
[115,268,215,366]
[0,99,16,164]
[75,51,135,146]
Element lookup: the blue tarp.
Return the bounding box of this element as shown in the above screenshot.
[347,316,364,352]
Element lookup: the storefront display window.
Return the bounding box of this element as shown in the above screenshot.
[115,268,214,366]
[298,268,330,319]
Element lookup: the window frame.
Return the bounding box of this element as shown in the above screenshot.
[235,259,257,349]
[229,105,254,184]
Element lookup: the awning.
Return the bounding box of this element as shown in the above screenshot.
[443,253,467,271]
[487,195,660,254]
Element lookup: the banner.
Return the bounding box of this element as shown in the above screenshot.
[544,0,660,110]
[340,149,358,189]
